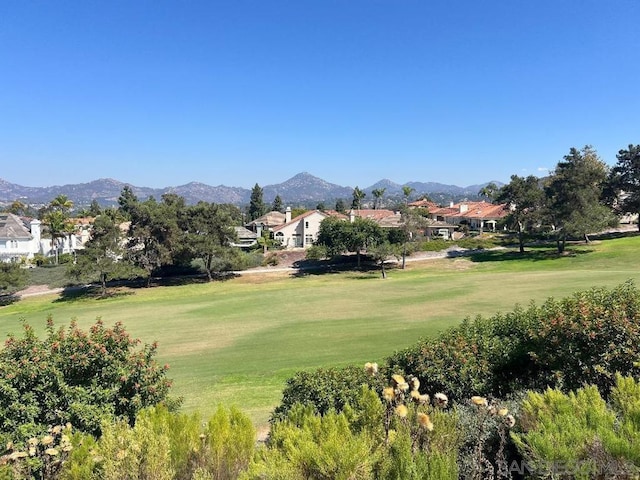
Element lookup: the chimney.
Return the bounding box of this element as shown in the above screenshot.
[459,204,468,213]
[285,206,292,223]
[349,209,356,223]
[30,219,41,244]
[256,222,263,237]
[449,201,454,208]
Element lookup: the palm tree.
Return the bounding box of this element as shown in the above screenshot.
[351,187,366,210]
[44,195,75,264]
[50,194,74,213]
[402,186,415,205]
[478,183,499,203]
[372,188,386,210]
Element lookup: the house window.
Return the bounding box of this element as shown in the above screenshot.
[305,221,309,229]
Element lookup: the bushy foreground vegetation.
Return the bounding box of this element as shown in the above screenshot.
[2,282,640,478]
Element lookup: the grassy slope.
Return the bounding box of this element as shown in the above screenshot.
[1,236,639,426]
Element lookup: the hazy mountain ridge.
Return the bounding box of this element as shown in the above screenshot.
[0,174,503,207]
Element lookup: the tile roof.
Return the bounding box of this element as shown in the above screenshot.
[352,209,397,221]
[272,210,329,232]
[246,211,286,227]
[0,213,33,240]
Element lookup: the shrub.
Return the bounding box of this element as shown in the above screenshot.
[512,376,640,478]
[58,405,255,480]
[0,318,175,443]
[388,281,640,404]
[272,365,386,422]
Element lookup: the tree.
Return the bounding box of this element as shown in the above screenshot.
[0,263,27,304]
[351,186,366,210]
[402,186,415,205]
[118,185,139,220]
[335,199,347,214]
[316,201,326,212]
[0,318,174,441]
[609,144,640,231]
[495,175,544,253]
[478,182,499,202]
[372,188,386,209]
[67,214,141,296]
[125,195,183,286]
[368,241,400,279]
[398,207,427,269]
[42,211,74,265]
[182,202,237,281]
[6,200,27,216]
[316,216,384,268]
[249,183,266,221]
[88,199,103,217]
[271,194,283,213]
[545,146,616,252]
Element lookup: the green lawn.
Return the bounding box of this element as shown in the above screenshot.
[2,235,640,426]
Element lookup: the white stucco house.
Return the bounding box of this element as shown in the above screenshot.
[0,212,89,263]
[272,207,330,248]
[0,213,42,262]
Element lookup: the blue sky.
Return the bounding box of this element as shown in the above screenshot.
[1,1,639,189]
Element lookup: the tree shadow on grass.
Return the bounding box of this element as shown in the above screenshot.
[0,294,20,306]
[290,255,392,279]
[467,247,593,263]
[53,285,136,303]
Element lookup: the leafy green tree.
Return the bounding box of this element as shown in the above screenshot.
[0,318,174,441]
[249,183,266,221]
[335,198,347,214]
[609,144,640,231]
[368,241,400,279]
[0,263,27,303]
[317,217,385,268]
[6,200,27,216]
[372,188,386,209]
[495,175,544,253]
[545,146,616,252]
[125,195,183,286]
[477,182,499,202]
[316,217,350,257]
[271,194,283,213]
[316,201,326,212]
[67,214,141,296]
[182,202,237,281]
[399,207,427,269]
[351,186,366,210]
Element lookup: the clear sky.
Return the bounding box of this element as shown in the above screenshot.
[1,1,639,189]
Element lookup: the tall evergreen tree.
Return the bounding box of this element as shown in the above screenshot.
[272,194,283,213]
[249,183,266,221]
[545,146,616,252]
[609,144,640,231]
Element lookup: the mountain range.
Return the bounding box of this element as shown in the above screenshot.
[0,172,501,207]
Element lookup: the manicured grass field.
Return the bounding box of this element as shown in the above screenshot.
[2,235,639,426]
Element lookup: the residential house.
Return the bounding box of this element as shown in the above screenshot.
[272,207,330,248]
[0,213,92,263]
[0,213,41,262]
[245,211,286,237]
[428,201,508,232]
[230,226,258,249]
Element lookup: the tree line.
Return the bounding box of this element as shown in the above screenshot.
[496,144,640,254]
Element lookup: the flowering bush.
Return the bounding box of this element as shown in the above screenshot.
[0,317,175,444]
